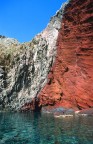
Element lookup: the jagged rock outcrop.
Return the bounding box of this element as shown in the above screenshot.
[0,7,63,111]
[38,0,93,110]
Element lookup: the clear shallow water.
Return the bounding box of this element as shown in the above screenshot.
[0,112,93,144]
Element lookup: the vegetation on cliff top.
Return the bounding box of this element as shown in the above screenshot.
[0,36,40,71]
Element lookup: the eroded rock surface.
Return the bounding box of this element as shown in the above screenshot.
[38,0,93,110]
[0,6,63,111]
[0,0,93,111]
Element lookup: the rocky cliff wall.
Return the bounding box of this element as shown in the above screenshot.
[38,0,93,110]
[0,6,63,111]
[0,0,93,111]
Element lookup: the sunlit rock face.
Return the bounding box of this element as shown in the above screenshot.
[0,5,63,111]
[38,0,93,110]
[0,0,93,111]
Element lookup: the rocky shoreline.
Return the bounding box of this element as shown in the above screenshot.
[42,107,93,118]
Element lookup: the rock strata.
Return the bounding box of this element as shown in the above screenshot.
[0,0,93,111]
[38,0,93,110]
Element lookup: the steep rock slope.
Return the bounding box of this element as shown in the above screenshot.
[0,6,63,111]
[0,0,93,111]
[38,0,93,110]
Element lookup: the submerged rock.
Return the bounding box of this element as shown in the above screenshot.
[77,108,93,116]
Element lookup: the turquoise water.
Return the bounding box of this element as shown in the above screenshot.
[0,112,93,144]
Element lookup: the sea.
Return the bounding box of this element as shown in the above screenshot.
[0,112,93,144]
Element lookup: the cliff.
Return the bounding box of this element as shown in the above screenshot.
[0,6,63,111]
[0,0,93,111]
[38,0,93,110]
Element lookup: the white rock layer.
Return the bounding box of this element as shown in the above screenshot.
[0,5,66,110]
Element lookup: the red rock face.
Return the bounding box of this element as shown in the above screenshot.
[38,0,93,110]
